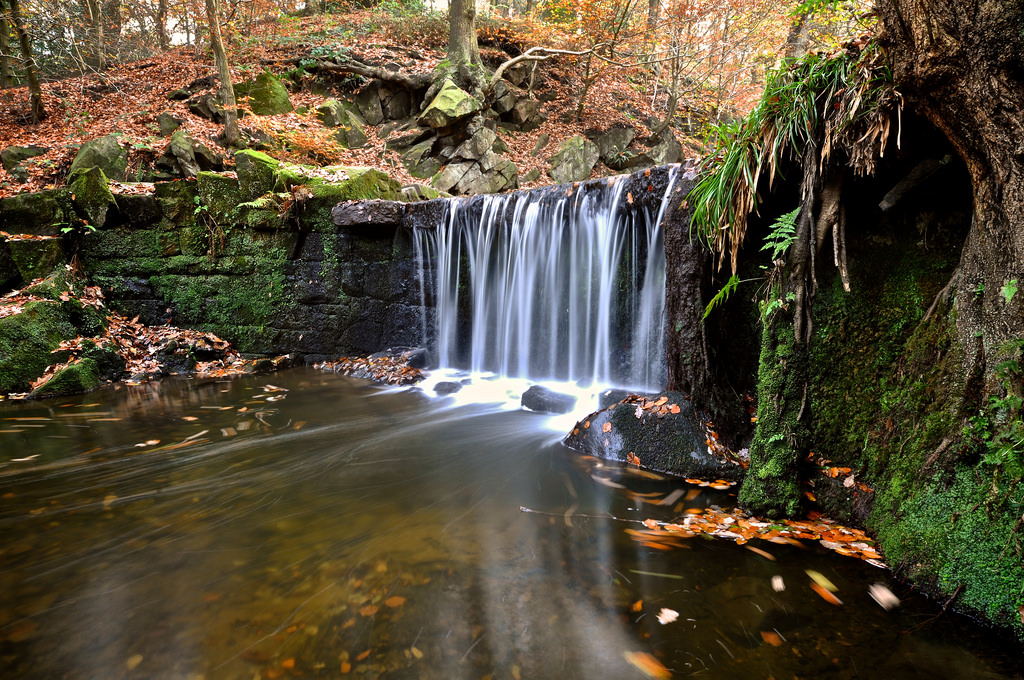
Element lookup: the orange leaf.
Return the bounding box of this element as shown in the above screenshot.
[281,658,295,669]
[809,581,843,605]
[760,630,783,646]
[341,661,352,674]
[385,595,406,608]
[602,421,612,433]
[631,599,643,612]
[359,605,379,617]
[623,651,671,679]
[356,649,372,661]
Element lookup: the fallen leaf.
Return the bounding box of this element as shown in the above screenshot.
[745,545,776,561]
[356,649,372,661]
[623,651,671,679]
[281,658,295,669]
[341,661,352,674]
[384,595,406,608]
[410,646,423,659]
[125,654,144,670]
[602,421,612,433]
[631,600,643,612]
[771,575,785,592]
[805,570,838,592]
[359,605,379,617]
[809,581,843,605]
[868,583,900,610]
[760,631,783,646]
[656,608,679,624]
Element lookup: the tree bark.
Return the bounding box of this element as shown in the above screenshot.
[3,0,43,121]
[155,0,170,50]
[82,0,104,70]
[878,0,1024,388]
[0,12,13,88]
[448,0,481,68]
[204,0,239,147]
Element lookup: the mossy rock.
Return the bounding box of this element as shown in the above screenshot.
[0,189,75,235]
[1,144,48,172]
[419,79,483,130]
[30,357,102,398]
[234,70,293,116]
[154,179,199,227]
[197,171,243,225]
[69,133,128,181]
[69,166,116,228]
[301,168,402,231]
[235,149,281,200]
[548,136,599,184]
[7,238,66,282]
[0,300,78,393]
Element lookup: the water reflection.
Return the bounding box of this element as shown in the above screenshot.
[0,369,1021,679]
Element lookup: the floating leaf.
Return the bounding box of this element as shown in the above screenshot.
[809,581,843,605]
[805,570,838,592]
[631,600,643,612]
[384,595,406,608]
[771,575,785,592]
[656,608,679,624]
[359,605,379,617]
[868,583,900,610]
[760,631,783,646]
[356,649,372,661]
[623,651,671,679]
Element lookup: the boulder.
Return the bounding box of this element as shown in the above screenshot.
[521,168,541,183]
[155,129,200,179]
[196,171,243,225]
[0,299,78,394]
[331,199,406,228]
[30,358,102,398]
[633,131,682,168]
[530,133,550,157]
[596,123,636,169]
[235,149,281,199]
[454,126,497,161]
[193,142,225,171]
[68,166,116,228]
[490,80,517,115]
[0,190,75,235]
[435,381,462,396]
[521,385,577,414]
[400,138,441,179]
[156,111,182,136]
[563,392,746,482]
[1,144,48,172]
[399,184,449,201]
[548,136,599,184]
[327,104,368,149]
[69,134,128,181]
[502,62,531,87]
[509,99,546,132]
[355,82,385,126]
[187,93,224,123]
[419,79,484,130]
[379,84,413,121]
[432,152,518,195]
[234,70,293,116]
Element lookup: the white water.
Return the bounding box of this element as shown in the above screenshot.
[413,168,678,414]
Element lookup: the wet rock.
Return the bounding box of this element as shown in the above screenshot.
[434,381,462,395]
[233,70,293,116]
[405,347,432,369]
[548,136,599,184]
[69,133,128,181]
[521,385,577,414]
[564,392,746,481]
[332,199,406,228]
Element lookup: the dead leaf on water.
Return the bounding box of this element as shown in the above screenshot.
[810,581,843,605]
[656,608,679,624]
[805,570,838,592]
[771,575,785,592]
[384,595,406,608]
[760,631,783,646]
[124,654,143,670]
[359,605,379,617]
[623,651,671,679]
[868,583,900,610]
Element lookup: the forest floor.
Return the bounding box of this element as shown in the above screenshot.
[0,8,730,199]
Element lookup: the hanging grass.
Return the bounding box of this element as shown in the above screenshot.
[689,39,901,274]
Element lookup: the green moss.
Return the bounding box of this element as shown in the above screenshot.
[738,314,805,518]
[0,300,78,393]
[235,150,281,200]
[7,238,66,281]
[68,166,116,228]
[234,70,293,116]
[30,357,102,397]
[0,189,75,235]
[196,171,243,225]
[154,180,199,228]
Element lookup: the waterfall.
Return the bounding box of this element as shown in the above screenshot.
[414,167,678,393]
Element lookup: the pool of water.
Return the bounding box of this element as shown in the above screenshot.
[1,368,1021,679]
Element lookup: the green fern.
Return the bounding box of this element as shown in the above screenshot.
[703,274,742,321]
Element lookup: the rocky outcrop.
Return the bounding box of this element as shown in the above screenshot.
[548,136,599,184]
[419,79,484,130]
[234,70,294,116]
[564,392,746,482]
[69,134,128,181]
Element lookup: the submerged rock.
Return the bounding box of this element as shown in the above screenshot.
[521,385,577,414]
[564,392,745,482]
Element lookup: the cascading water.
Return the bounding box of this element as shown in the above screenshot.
[414,167,679,397]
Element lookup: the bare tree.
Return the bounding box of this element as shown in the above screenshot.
[204,0,239,146]
[1,0,44,120]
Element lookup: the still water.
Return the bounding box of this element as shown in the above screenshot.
[0,369,1021,679]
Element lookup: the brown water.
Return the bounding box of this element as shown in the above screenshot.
[0,368,1021,680]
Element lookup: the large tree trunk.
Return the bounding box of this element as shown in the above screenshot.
[1,12,14,88]
[878,0,1024,389]
[448,0,481,68]
[3,0,43,121]
[204,0,239,147]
